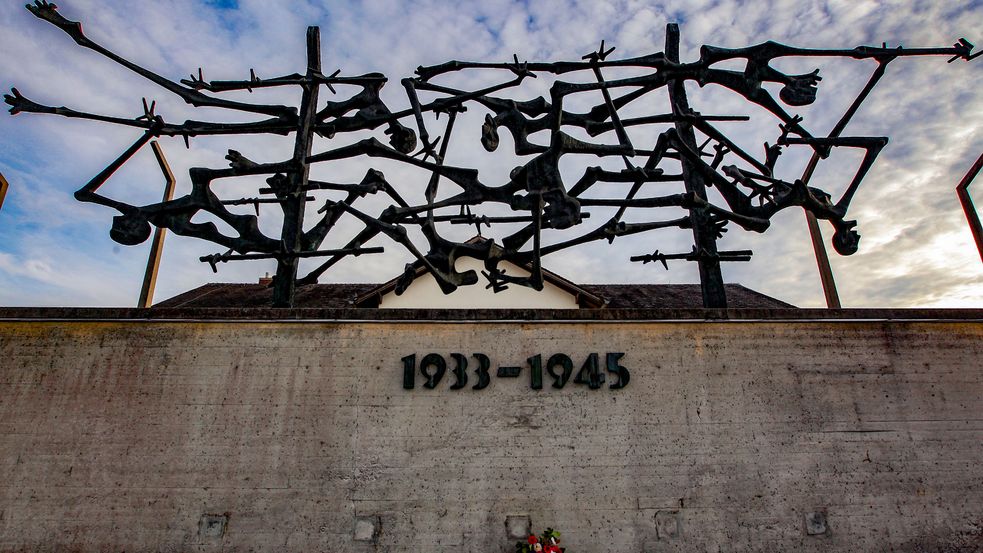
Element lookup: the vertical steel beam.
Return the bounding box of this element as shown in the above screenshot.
[956,152,983,264]
[138,141,176,308]
[665,24,727,308]
[272,26,321,308]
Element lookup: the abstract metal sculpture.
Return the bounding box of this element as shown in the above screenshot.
[6,1,977,307]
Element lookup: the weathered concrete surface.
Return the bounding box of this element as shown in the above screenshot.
[1,317,982,552]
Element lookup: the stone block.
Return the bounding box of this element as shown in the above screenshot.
[354,515,381,542]
[506,515,531,539]
[805,511,828,536]
[198,513,228,540]
[655,510,680,540]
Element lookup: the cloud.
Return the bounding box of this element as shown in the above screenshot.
[0,0,980,308]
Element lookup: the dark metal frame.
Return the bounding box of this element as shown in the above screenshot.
[6,1,977,307]
[0,172,7,213]
[956,153,983,264]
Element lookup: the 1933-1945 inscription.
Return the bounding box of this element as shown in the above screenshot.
[401,352,629,391]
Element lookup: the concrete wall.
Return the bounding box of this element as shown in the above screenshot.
[1,316,982,552]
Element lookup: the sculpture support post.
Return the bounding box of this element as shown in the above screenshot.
[137,141,176,308]
[272,26,321,307]
[804,211,841,308]
[665,23,727,308]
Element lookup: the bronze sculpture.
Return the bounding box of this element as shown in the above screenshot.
[6,1,977,307]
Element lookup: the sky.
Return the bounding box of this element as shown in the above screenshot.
[0,0,980,308]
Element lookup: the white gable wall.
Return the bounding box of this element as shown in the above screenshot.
[379,256,580,309]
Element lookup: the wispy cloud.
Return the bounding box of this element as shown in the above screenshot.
[0,0,980,307]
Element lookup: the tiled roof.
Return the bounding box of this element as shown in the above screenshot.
[153,283,375,308]
[580,283,795,309]
[154,282,794,309]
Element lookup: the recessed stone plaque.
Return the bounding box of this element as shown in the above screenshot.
[354,515,381,542]
[655,510,680,540]
[198,513,228,540]
[805,511,828,536]
[506,515,531,539]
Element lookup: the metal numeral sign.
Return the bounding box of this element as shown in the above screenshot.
[401,352,629,391]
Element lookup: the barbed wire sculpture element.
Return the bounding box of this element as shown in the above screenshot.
[6,1,978,307]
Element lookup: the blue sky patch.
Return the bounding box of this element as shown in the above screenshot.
[205,0,239,10]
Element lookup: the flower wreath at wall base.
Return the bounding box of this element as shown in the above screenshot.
[516,527,562,553]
